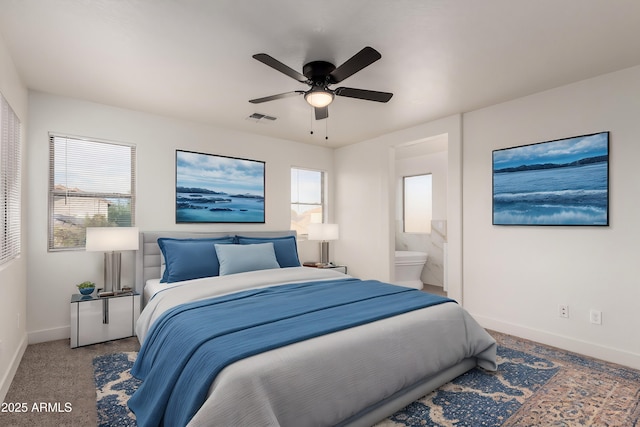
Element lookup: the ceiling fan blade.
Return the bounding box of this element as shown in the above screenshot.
[329,47,382,83]
[253,53,308,83]
[335,87,393,103]
[315,106,328,120]
[249,91,304,104]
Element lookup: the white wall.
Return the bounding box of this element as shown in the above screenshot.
[334,115,463,302]
[0,32,29,400]
[334,65,640,369]
[462,65,640,369]
[26,91,334,343]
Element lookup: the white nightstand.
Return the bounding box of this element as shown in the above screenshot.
[70,292,140,348]
[303,264,348,274]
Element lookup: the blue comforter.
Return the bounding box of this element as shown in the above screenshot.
[128,278,454,427]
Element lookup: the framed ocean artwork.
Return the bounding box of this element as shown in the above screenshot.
[175,150,265,223]
[492,132,609,226]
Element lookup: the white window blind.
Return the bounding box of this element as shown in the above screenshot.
[0,93,21,265]
[291,167,325,236]
[48,135,136,250]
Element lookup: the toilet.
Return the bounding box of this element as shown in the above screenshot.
[394,251,428,289]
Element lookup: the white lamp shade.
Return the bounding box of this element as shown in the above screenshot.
[85,227,139,251]
[305,90,334,108]
[308,223,339,241]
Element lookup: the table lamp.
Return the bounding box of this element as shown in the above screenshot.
[308,223,339,266]
[85,227,139,292]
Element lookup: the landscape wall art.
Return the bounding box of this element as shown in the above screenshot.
[175,150,265,223]
[492,132,609,226]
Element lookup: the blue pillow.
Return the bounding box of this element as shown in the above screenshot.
[158,237,234,283]
[215,243,280,276]
[236,235,301,267]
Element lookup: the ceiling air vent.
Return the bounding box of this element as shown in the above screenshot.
[247,113,277,123]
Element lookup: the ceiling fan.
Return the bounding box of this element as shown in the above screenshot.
[249,46,393,120]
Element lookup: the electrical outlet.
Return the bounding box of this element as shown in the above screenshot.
[558,304,569,318]
[590,309,602,325]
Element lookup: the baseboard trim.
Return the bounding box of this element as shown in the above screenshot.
[0,333,27,402]
[473,314,640,371]
[28,326,69,345]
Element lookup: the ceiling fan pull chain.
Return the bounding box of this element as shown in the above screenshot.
[325,118,329,141]
[310,108,314,135]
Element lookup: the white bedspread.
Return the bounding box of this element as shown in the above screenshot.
[136,267,497,427]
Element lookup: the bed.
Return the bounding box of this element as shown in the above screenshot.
[130,230,497,427]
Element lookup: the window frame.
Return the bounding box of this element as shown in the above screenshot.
[48,134,136,251]
[290,167,326,237]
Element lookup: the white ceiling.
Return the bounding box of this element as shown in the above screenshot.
[1,0,640,148]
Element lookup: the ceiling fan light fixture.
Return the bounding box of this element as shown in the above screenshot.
[250,47,393,120]
[305,89,334,108]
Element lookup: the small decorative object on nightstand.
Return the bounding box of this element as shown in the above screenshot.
[76,281,95,295]
[70,291,140,348]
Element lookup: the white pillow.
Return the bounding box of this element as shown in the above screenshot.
[215,243,280,276]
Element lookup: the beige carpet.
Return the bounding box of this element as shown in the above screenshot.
[0,337,139,427]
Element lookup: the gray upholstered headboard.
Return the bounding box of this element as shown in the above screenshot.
[135,230,297,296]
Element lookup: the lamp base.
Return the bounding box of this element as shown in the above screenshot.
[103,251,122,292]
[319,241,330,265]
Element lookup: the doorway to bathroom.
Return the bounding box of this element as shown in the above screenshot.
[394,134,448,295]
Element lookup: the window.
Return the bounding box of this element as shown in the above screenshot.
[0,93,21,265]
[291,168,325,235]
[403,174,432,233]
[48,135,136,250]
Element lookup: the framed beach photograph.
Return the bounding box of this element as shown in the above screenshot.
[492,132,609,226]
[175,150,265,223]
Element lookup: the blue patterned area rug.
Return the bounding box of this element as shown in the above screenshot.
[93,352,140,427]
[93,332,640,426]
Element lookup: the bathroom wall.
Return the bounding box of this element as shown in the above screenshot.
[394,137,448,287]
